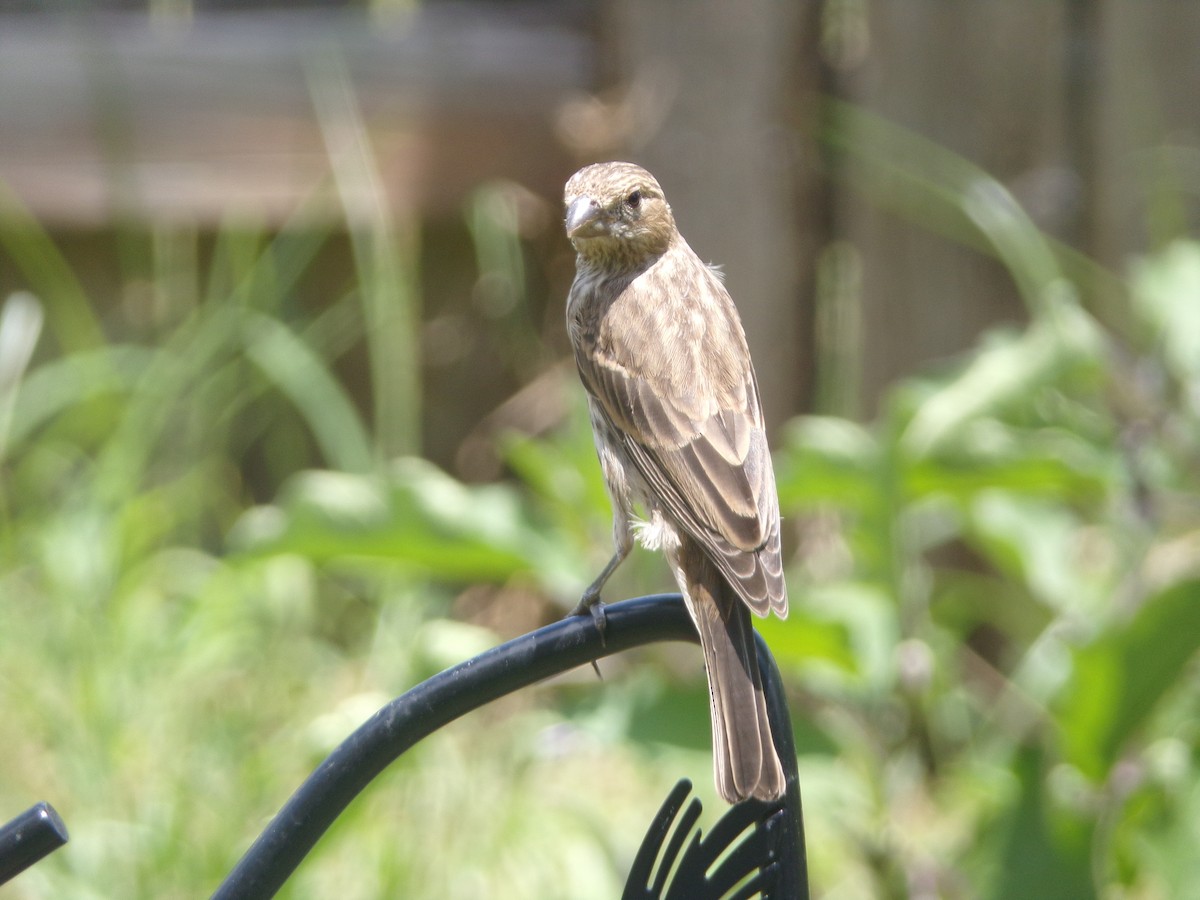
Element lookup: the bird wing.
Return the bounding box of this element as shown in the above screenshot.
[574,261,787,617]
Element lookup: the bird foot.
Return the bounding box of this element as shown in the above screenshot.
[568,591,608,643]
[569,590,608,680]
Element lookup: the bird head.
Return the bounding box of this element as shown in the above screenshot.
[564,162,677,266]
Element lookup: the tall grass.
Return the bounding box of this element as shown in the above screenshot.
[0,63,642,896]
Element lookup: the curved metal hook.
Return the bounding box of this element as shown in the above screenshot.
[213,594,806,899]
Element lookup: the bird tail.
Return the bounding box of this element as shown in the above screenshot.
[677,537,786,803]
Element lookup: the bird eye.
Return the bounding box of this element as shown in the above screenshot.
[625,190,642,209]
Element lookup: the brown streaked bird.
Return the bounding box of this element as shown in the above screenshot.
[563,161,787,803]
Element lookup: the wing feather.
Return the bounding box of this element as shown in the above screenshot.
[573,254,787,617]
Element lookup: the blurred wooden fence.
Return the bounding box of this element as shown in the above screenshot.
[820,1,1200,415]
[0,1,1197,460]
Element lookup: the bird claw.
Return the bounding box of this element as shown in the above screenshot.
[569,590,608,680]
[568,591,608,644]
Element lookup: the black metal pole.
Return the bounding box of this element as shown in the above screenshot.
[0,802,69,886]
[215,593,808,898]
[758,630,808,900]
[213,594,700,899]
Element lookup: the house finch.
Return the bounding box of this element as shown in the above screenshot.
[563,161,787,803]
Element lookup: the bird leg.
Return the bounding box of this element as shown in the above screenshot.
[573,545,627,615]
[569,548,625,652]
[571,547,628,680]
[568,513,633,647]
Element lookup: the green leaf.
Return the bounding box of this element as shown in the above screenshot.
[6,345,153,449]
[984,747,1095,900]
[1130,240,1200,384]
[229,460,581,591]
[242,313,375,474]
[1059,579,1200,780]
[901,303,1103,458]
[1125,764,1200,897]
[499,408,611,524]
[774,415,879,509]
[905,422,1113,505]
[0,183,106,352]
[965,491,1098,615]
[757,608,857,675]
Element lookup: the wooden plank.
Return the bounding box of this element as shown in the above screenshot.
[0,6,593,225]
[844,0,1072,412]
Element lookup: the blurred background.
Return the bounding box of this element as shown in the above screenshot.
[1,1,1199,897]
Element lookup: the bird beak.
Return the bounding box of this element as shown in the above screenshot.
[565,196,606,239]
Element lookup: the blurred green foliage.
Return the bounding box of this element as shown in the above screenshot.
[1,97,1199,900]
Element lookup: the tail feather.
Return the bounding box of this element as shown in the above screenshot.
[677,537,785,803]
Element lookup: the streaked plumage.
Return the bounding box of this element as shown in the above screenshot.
[564,161,787,803]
